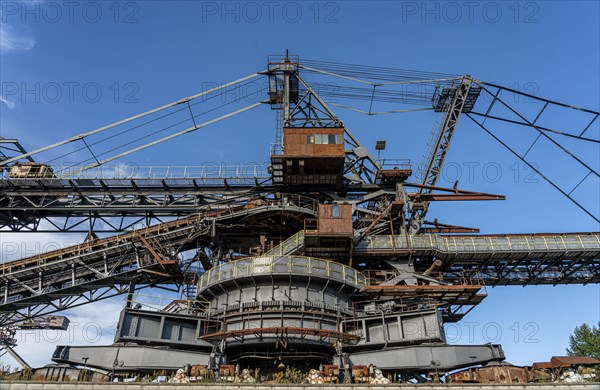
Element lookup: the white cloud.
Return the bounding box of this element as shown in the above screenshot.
[7,299,123,369]
[0,228,123,368]
[0,95,15,109]
[0,23,35,53]
[0,230,84,263]
[0,224,182,369]
[0,228,175,369]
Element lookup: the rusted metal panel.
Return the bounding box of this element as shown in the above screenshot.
[390,200,405,214]
[376,160,413,183]
[317,203,353,236]
[448,364,552,383]
[322,364,339,382]
[219,364,237,382]
[418,193,506,201]
[551,356,600,366]
[9,162,56,178]
[282,127,344,158]
[352,365,370,383]
[190,364,209,377]
[532,361,555,370]
[10,365,109,382]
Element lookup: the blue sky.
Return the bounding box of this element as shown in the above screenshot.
[1,0,599,369]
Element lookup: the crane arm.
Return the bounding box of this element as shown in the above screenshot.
[408,76,480,233]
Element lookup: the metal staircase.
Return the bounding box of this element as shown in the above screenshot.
[264,230,305,256]
[354,201,394,244]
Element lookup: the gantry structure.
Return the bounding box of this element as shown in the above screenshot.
[0,55,598,381]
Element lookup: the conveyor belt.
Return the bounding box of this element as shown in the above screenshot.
[1,201,318,325]
[3,226,598,326]
[355,233,600,285]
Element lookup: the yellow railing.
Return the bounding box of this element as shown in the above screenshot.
[264,230,305,256]
[359,233,600,254]
[198,255,367,292]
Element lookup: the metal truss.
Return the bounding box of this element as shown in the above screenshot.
[0,138,35,164]
[288,89,343,128]
[0,197,321,326]
[0,73,265,170]
[0,222,190,325]
[455,257,600,286]
[466,83,600,223]
[0,177,262,232]
[360,283,486,322]
[0,167,504,232]
[409,76,480,233]
[355,233,600,286]
[4,228,594,327]
[0,279,175,328]
[342,129,382,185]
[297,75,383,186]
[275,69,383,186]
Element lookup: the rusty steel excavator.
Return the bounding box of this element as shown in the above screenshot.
[1,55,598,383]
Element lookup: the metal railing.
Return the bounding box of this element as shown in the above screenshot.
[198,255,367,292]
[264,231,305,256]
[269,143,284,156]
[356,233,600,256]
[3,164,272,180]
[126,293,179,312]
[378,159,412,171]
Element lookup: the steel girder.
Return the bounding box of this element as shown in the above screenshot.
[354,233,600,285]
[410,77,478,233]
[0,200,320,326]
[0,177,504,232]
[346,343,504,373]
[0,177,264,232]
[52,344,211,372]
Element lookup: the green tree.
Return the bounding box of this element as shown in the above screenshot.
[567,322,600,359]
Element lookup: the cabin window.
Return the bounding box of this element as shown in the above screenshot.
[306,134,343,145]
[331,205,341,218]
